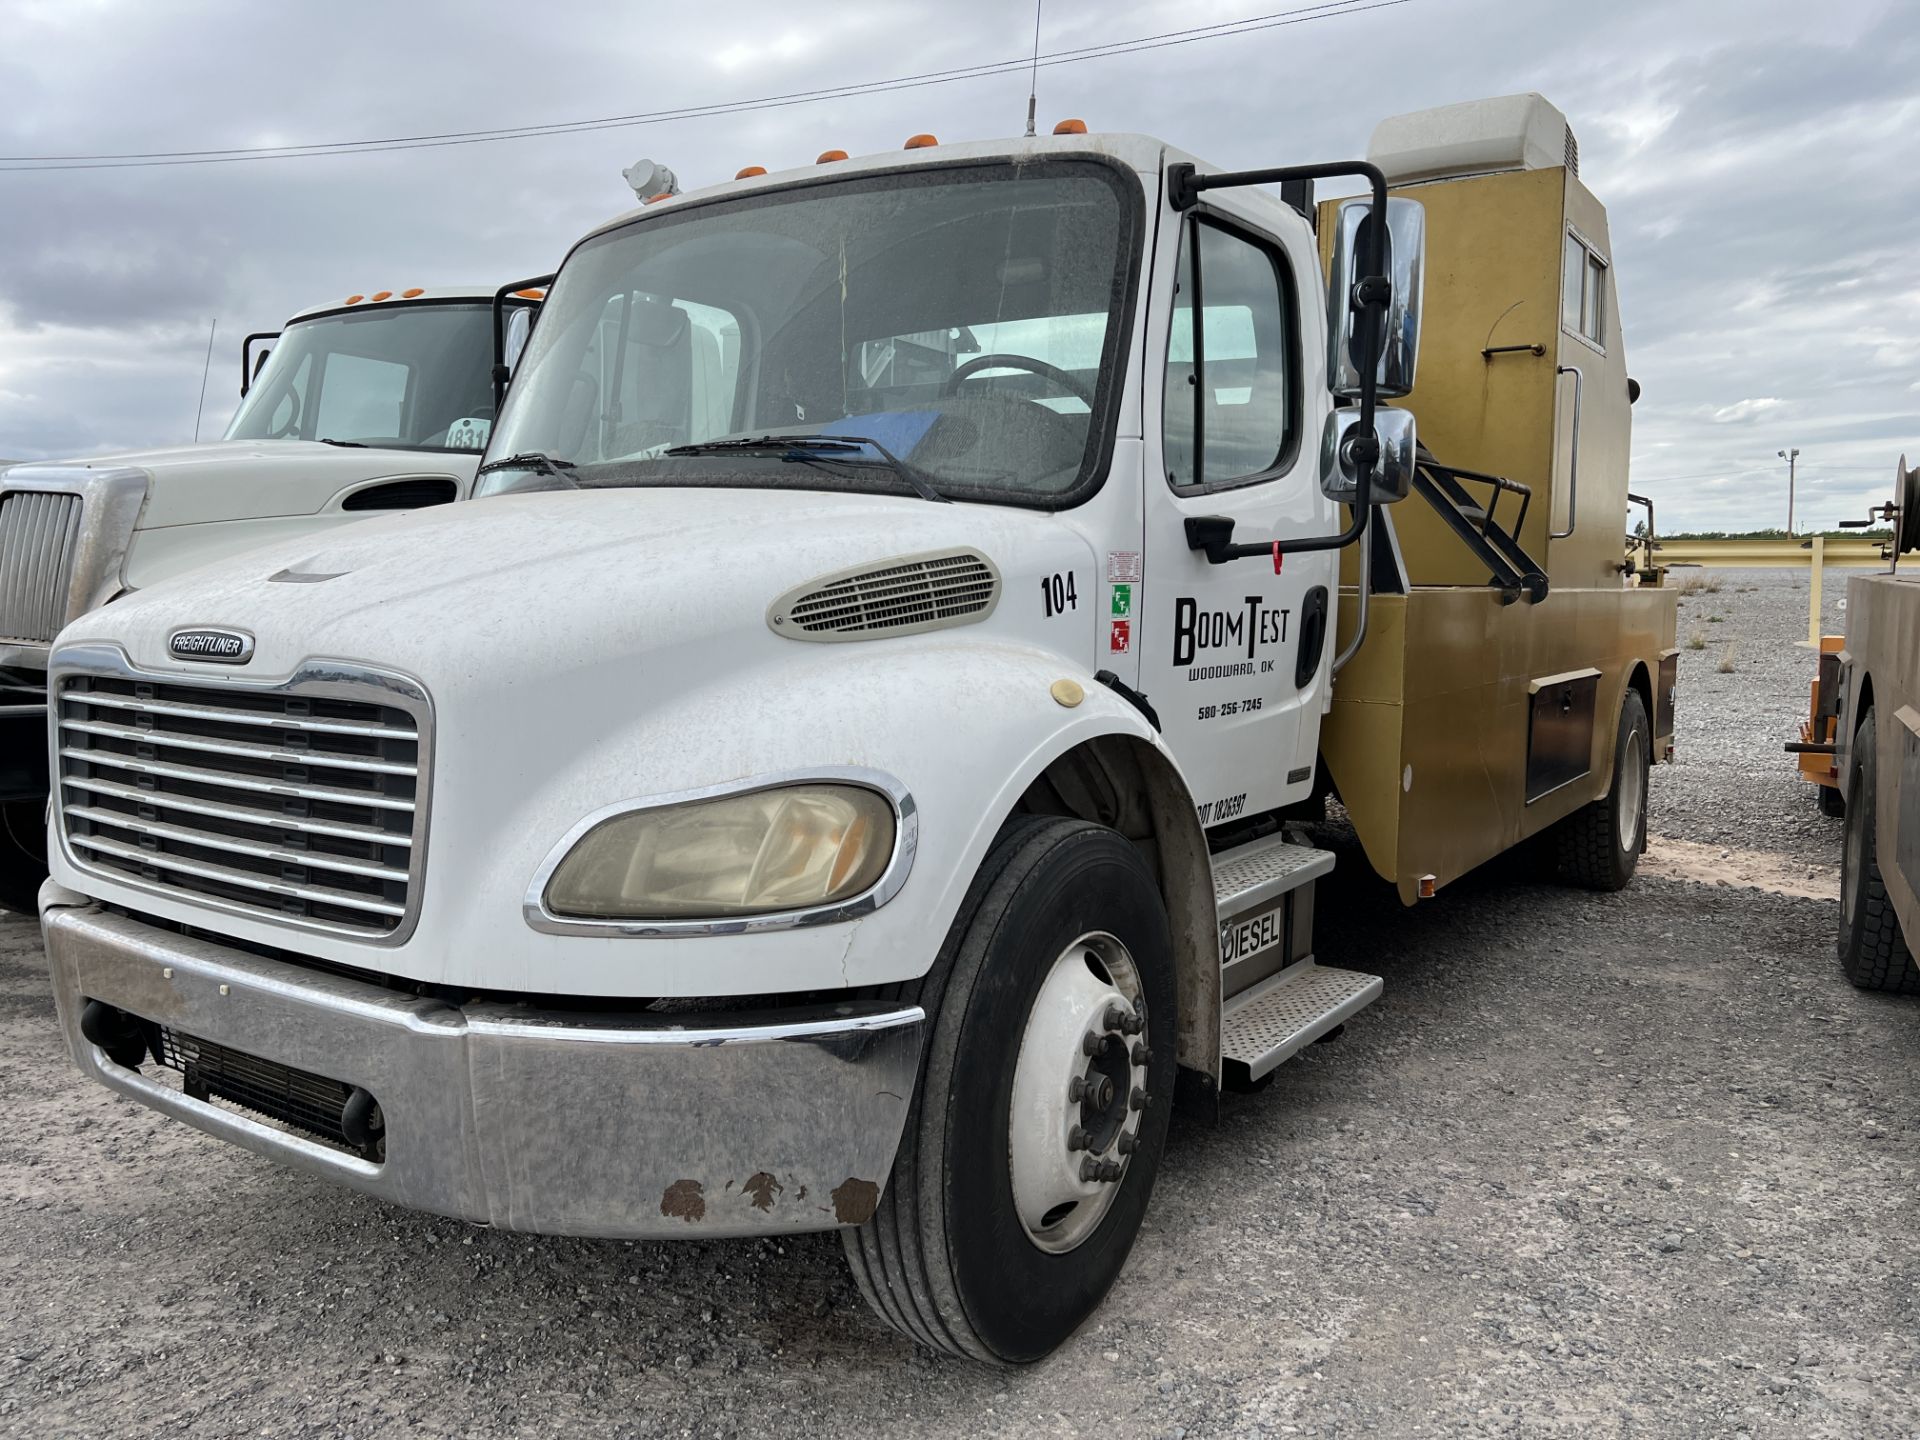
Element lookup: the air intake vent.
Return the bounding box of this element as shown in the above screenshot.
[342,476,458,511]
[1564,124,1579,177]
[769,549,999,642]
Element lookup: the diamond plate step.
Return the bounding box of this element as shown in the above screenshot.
[1221,961,1382,1084]
[1212,833,1335,922]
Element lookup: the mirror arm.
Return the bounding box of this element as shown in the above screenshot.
[492,274,556,412]
[239,331,279,399]
[1168,158,1391,559]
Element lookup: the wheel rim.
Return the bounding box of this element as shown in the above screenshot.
[1617,725,1647,853]
[1007,931,1150,1255]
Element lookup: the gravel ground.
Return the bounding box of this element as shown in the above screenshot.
[1651,565,1872,867]
[2,569,1915,1438]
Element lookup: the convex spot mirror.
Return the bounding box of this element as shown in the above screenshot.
[1327,196,1426,400]
[1319,405,1416,504]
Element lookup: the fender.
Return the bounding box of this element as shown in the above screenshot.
[434,636,1212,1002]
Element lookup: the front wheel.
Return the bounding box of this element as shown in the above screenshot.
[843,816,1178,1362]
[1556,689,1650,891]
[1837,707,1920,993]
[0,799,46,917]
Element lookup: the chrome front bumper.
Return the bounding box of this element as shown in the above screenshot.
[42,899,924,1238]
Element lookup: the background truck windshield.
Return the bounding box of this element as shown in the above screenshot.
[226,303,500,451]
[485,159,1137,504]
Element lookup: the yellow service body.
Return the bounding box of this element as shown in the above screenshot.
[1319,160,1677,902]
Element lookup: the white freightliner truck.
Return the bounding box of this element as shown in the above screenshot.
[39,98,1674,1360]
[1,284,545,907]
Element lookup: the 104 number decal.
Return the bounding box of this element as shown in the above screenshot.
[1040,571,1079,618]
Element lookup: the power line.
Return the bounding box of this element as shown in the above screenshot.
[1,0,1412,173]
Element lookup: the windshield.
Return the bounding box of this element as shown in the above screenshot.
[226,302,502,451]
[482,159,1138,504]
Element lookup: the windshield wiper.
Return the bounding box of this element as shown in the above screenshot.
[317,438,368,448]
[665,434,948,503]
[475,451,579,485]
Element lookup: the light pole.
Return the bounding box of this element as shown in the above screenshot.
[1778,447,1799,536]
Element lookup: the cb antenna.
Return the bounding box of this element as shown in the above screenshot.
[1024,0,1043,137]
[191,317,217,443]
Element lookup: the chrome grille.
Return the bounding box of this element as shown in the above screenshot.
[771,550,999,641]
[0,489,82,643]
[56,671,426,938]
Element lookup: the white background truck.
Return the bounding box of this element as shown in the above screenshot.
[0,285,543,907]
[38,96,1671,1361]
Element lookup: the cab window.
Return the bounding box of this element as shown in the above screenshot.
[1164,218,1295,488]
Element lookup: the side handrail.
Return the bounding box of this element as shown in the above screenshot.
[1552,363,1583,539]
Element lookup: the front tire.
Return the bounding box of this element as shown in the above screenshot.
[1557,689,1650,891]
[1837,707,1920,993]
[0,799,45,916]
[843,816,1178,1362]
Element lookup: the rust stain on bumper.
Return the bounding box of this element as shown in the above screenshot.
[830,1176,879,1225]
[660,1179,706,1222]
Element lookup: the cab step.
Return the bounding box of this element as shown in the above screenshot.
[1213,832,1336,1002]
[1212,832,1333,915]
[1221,961,1383,1085]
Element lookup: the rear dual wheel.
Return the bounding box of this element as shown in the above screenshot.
[1556,689,1650,891]
[844,817,1177,1362]
[1837,707,1920,993]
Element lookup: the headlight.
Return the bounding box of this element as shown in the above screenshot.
[543,783,898,921]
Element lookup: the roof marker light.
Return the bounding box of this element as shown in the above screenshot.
[1053,118,1088,135]
[816,149,848,163]
[370,290,392,302]
[345,294,364,305]
[401,287,424,298]
[512,288,545,300]
[904,134,938,149]
[736,165,767,179]
[645,192,673,203]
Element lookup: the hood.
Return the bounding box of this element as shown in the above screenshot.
[58,486,1099,685]
[6,440,472,531]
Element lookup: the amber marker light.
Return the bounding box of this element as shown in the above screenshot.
[736,165,767,178]
[1053,119,1088,135]
[904,134,938,149]
[817,149,848,163]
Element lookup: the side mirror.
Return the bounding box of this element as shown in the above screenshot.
[1320,405,1416,504]
[1326,196,1426,400]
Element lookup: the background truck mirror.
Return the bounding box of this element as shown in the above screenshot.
[1326,196,1425,400]
[1320,405,1415,504]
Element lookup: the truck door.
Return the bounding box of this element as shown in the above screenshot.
[1138,200,1336,829]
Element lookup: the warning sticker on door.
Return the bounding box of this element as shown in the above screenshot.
[1110,583,1133,618]
[1109,619,1132,654]
[1106,551,1142,584]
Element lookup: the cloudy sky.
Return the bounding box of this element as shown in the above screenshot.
[1,0,1913,532]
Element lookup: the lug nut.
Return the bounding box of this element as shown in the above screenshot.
[1080,1156,1100,1182]
[1130,1086,1150,1112]
[1099,1159,1124,1182]
[1103,1003,1130,1032]
[1082,1031,1106,1057]
[1121,1011,1145,1035]
[1131,1042,1151,1067]
[1068,1076,1087,1102]
[1067,1124,1090,1152]
[1117,1133,1137,1156]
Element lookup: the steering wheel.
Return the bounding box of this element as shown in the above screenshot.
[942,352,1095,405]
[266,389,303,439]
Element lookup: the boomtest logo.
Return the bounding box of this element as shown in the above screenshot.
[1172,596,1291,669]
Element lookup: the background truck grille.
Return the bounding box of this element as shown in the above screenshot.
[0,489,83,643]
[56,672,425,937]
